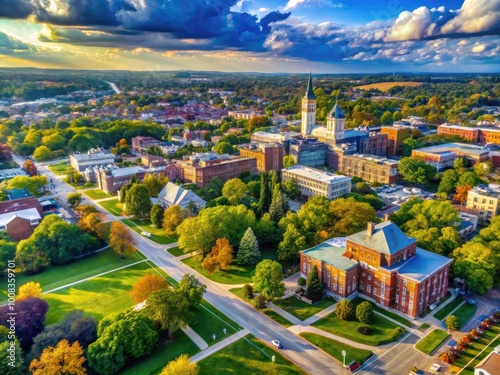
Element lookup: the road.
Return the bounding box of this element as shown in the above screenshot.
[104,81,122,94]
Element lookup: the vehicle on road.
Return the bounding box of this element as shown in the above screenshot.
[271,340,283,349]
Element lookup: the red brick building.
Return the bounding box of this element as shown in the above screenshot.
[131,136,161,153]
[300,221,452,318]
[380,127,411,157]
[437,124,500,145]
[239,143,284,172]
[0,196,43,241]
[96,165,166,193]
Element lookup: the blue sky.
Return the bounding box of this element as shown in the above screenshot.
[0,0,498,72]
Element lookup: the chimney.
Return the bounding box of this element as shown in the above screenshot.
[384,213,390,222]
[367,222,375,236]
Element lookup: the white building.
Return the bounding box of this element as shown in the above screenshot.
[282,165,352,200]
[69,148,115,172]
[157,182,206,209]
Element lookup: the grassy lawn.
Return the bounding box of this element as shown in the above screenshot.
[43,261,162,324]
[300,332,373,365]
[417,323,431,332]
[420,292,452,318]
[183,255,254,285]
[191,300,241,345]
[48,161,68,175]
[454,303,478,329]
[197,335,307,375]
[0,248,145,303]
[415,329,449,355]
[119,330,199,375]
[98,198,125,215]
[273,297,335,321]
[312,310,405,346]
[433,297,463,320]
[122,218,177,245]
[167,246,185,257]
[370,304,413,328]
[78,182,98,190]
[83,189,111,200]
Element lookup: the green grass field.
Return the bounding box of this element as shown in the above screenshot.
[197,335,307,375]
[98,198,125,215]
[0,248,145,303]
[167,246,186,257]
[420,292,451,317]
[83,189,111,200]
[454,303,477,329]
[191,300,241,345]
[272,297,335,321]
[312,311,405,346]
[122,218,177,245]
[371,304,413,328]
[48,161,68,175]
[415,329,449,355]
[417,323,430,332]
[119,330,199,375]
[183,256,255,285]
[433,297,463,320]
[300,332,373,365]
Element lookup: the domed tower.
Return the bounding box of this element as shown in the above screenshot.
[326,99,345,141]
[301,71,316,136]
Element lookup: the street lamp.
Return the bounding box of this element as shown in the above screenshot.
[342,350,347,368]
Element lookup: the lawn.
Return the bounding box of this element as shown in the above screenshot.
[42,261,161,324]
[454,303,478,329]
[197,335,307,375]
[300,332,373,365]
[420,292,451,318]
[191,300,241,345]
[371,304,413,328]
[433,297,463,320]
[273,297,335,321]
[0,248,145,303]
[415,329,449,355]
[83,189,111,200]
[312,310,405,346]
[167,246,185,257]
[48,161,68,175]
[417,323,430,332]
[122,218,177,245]
[119,330,199,375]
[98,198,125,215]
[183,255,254,285]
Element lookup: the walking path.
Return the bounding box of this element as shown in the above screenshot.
[182,326,209,350]
[267,303,302,325]
[372,311,424,338]
[190,329,250,363]
[303,303,337,325]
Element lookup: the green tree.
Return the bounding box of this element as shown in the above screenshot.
[282,178,300,199]
[150,204,164,229]
[380,110,393,125]
[398,157,437,186]
[438,169,459,194]
[213,142,236,154]
[269,184,287,223]
[222,178,247,205]
[125,184,152,219]
[305,265,324,301]
[256,172,271,216]
[0,327,22,375]
[254,213,277,246]
[252,259,285,299]
[453,156,471,170]
[283,155,295,168]
[335,299,354,321]
[457,172,481,188]
[177,274,206,310]
[143,174,168,198]
[327,198,377,237]
[356,301,374,324]
[0,237,16,270]
[160,354,199,375]
[237,227,261,265]
[473,161,494,178]
[445,315,459,331]
[67,192,83,209]
[243,284,254,299]
[5,175,47,196]
[277,223,307,263]
[33,145,52,161]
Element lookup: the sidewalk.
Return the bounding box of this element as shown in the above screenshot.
[182,326,209,350]
[267,303,302,325]
[190,329,250,363]
[303,303,337,325]
[373,311,424,338]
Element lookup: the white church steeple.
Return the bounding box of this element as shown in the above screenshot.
[301,71,316,136]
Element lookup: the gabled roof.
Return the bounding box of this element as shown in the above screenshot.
[0,207,41,228]
[346,221,415,255]
[328,101,345,119]
[475,347,500,374]
[304,72,316,100]
[158,182,206,208]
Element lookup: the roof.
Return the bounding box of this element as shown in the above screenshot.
[346,221,415,255]
[282,165,352,184]
[387,247,452,282]
[475,347,500,374]
[0,207,41,227]
[70,149,114,162]
[6,189,32,200]
[109,166,146,177]
[328,101,344,119]
[413,142,489,157]
[0,168,28,181]
[158,182,206,208]
[304,72,316,100]
[301,238,358,271]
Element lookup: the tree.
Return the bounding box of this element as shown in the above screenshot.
[0,326,22,375]
[64,167,83,185]
[458,172,481,188]
[243,284,254,299]
[6,175,47,196]
[438,169,458,194]
[163,205,190,235]
[335,299,354,321]
[473,161,494,178]
[18,282,42,300]
[213,141,236,154]
[150,204,164,229]
[454,156,471,170]
[67,192,83,209]
[0,237,16,270]
[143,174,168,197]
[282,177,300,199]
[125,184,152,218]
[380,110,393,125]
[256,172,271,216]
[252,259,285,299]
[327,198,377,237]
[277,223,307,263]
[160,354,199,375]
[237,227,260,265]
[30,339,86,375]
[145,288,190,339]
[269,184,287,223]
[356,301,374,324]
[254,213,277,246]
[78,211,106,239]
[177,274,206,310]
[306,265,324,301]
[222,178,247,205]
[445,315,459,331]
[33,145,52,162]
[202,237,234,273]
[283,155,295,168]
[131,274,169,304]
[454,185,472,204]
[110,222,136,257]
[398,157,437,186]
[23,159,38,176]
[254,293,266,309]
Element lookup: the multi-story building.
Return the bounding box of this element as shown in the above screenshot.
[239,143,284,172]
[227,110,259,120]
[289,137,328,167]
[466,184,500,223]
[438,124,500,145]
[361,133,388,156]
[131,136,161,153]
[0,196,43,241]
[300,220,452,318]
[69,148,115,172]
[380,127,411,157]
[176,152,256,188]
[96,165,166,194]
[412,143,490,171]
[281,165,351,200]
[338,154,399,185]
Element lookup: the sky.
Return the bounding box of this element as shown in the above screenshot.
[0,0,498,73]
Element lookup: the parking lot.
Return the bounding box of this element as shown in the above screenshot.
[374,184,435,205]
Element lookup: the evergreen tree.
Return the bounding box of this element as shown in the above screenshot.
[269,170,279,194]
[237,227,261,265]
[305,265,324,301]
[150,204,164,229]
[125,184,152,218]
[269,184,288,223]
[256,173,270,217]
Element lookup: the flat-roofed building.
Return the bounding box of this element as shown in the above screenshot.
[70,148,115,172]
[0,168,28,182]
[289,137,328,167]
[239,143,284,172]
[381,127,411,157]
[412,142,490,171]
[466,184,500,223]
[0,196,43,241]
[338,154,399,184]
[438,123,500,145]
[282,165,351,200]
[96,165,166,194]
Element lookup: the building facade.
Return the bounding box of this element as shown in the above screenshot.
[300,221,452,318]
[412,143,490,171]
[301,72,317,137]
[466,184,500,223]
[131,136,161,153]
[0,196,43,241]
[438,124,500,145]
[96,165,166,193]
[338,154,399,185]
[239,143,284,172]
[380,127,411,157]
[289,137,328,167]
[69,148,115,172]
[282,165,351,200]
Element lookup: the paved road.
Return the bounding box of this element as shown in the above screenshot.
[104,81,122,94]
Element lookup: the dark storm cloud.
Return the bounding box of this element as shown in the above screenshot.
[0,0,32,18]
[260,11,291,34]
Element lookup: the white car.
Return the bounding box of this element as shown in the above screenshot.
[271,340,283,349]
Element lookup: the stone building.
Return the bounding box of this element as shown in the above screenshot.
[338,154,399,185]
[239,143,284,172]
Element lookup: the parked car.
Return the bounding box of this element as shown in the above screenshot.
[271,340,283,349]
[348,361,360,373]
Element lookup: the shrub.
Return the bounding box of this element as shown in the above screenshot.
[356,301,374,324]
[446,315,459,331]
[298,277,306,286]
[243,284,254,299]
[357,326,372,335]
[254,294,266,310]
[335,299,355,321]
[392,327,406,340]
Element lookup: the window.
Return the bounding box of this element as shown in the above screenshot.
[367,255,371,261]
[403,287,407,294]
[302,263,306,272]
[367,285,371,293]
[368,275,372,281]
[360,281,364,290]
[339,284,343,294]
[362,272,366,278]
[307,264,311,273]
[373,287,377,295]
[333,283,337,291]
[402,297,406,306]
[403,279,407,286]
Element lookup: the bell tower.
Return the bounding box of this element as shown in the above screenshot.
[301,71,316,136]
[326,99,345,140]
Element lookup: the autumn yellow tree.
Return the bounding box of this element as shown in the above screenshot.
[78,212,106,239]
[131,274,169,303]
[163,205,190,235]
[454,185,472,204]
[160,354,199,375]
[29,339,86,375]
[202,238,233,274]
[110,222,136,257]
[17,282,42,300]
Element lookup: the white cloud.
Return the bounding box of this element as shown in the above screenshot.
[283,0,344,12]
[472,43,486,53]
[384,6,435,41]
[441,0,500,34]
